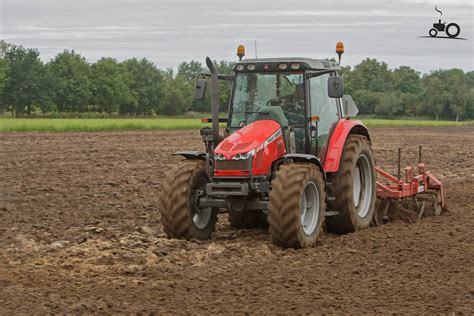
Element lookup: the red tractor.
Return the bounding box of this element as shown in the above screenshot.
[159,43,444,248]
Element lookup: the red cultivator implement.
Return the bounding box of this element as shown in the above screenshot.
[374,145,445,226]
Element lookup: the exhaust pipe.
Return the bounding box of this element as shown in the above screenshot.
[206,57,220,149]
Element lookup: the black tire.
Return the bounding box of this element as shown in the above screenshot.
[268,163,326,248]
[326,135,376,234]
[429,28,438,37]
[159,160,217,240]
[229,210,267,229]
[446,23,460,38]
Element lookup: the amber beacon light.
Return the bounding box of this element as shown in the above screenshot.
[237,45,245,61]
[336,41,344,64]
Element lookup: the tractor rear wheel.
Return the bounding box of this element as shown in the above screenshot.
[268,163,326,248]
[326,135,376,234]
[159,160,217,240]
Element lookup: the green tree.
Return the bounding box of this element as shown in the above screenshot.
[177,60,205,81]
[160,69,191,115]
[465,71,474,119]
[216,60,235,113]
[374,91,404,116]
[351,89,379,114]
[424,69,470,121]
[443,69,469,121]
[0,58,7,114]
[46,50,92,113]
[90,58,136,113]
[345,58,393,94]
[422,75,445,120]
[122,58,164,115]
[392,66,421,94]
[3,45,46,116]
[176,61,209,113]
[175,60,235,114]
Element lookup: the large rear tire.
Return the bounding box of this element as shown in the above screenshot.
[159,160,217,240]
[268,163,326,248]
[326,135,376,234]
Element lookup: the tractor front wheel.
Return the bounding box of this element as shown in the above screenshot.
[326,135,376,234]
[268,163,326,248]
[159,160,217,240]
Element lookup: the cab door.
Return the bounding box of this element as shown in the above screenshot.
[308,73,340,157]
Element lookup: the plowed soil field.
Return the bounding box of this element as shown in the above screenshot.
[1,127,473,314]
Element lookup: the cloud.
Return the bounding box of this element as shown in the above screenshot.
[1,0,472,72]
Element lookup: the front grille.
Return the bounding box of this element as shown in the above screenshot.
[215,159,250,170]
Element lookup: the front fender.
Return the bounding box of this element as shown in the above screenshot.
[275,153,325,178]
[322,119,370,173]
[173,151,207,160]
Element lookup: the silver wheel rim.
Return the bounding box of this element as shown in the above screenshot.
[300,181,320,235]
[193,208,212,229]
[192,180,212,229]
[353,153,373,218]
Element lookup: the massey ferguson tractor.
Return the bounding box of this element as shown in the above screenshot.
[159,43,445,248]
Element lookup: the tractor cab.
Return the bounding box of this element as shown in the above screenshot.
[228,57,346,156]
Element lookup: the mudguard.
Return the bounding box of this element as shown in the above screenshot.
[276,153,325,178]
[174,151,207,160]
[322,119,370,173]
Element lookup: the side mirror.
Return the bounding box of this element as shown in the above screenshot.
[328,76,344,98]
[195,79,207,100]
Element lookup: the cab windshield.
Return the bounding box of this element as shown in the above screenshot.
[230,72,305,127]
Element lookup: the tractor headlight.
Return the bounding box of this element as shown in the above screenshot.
[232,149,255,160]
[278,63,288,70]
[235,64,245,71]
[214,153,225,160]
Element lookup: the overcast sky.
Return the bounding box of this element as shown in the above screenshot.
[1,0,473,73]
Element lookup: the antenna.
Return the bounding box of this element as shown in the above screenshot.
[255,40,258,59]
[0,40,7,59]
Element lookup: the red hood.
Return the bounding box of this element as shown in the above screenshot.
[215,120,281,158]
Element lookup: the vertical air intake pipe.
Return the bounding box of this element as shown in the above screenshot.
[206,57,220,149]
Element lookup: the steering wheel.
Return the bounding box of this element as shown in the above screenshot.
[237,120,246,128]
[266,99,277,107]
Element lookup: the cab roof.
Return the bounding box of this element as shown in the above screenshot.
[238,57,341,71]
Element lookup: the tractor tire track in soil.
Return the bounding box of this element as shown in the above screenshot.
[0,127,473,313]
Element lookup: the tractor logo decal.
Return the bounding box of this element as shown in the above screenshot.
[420,6,466,40]
[255,129,283,153]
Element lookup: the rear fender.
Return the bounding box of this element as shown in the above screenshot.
[323,119,370,173]
[274,153,325,179]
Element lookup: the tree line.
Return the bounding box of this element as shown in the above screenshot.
[0,42,472,120]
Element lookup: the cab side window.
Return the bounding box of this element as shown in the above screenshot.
[309,74,339,154]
